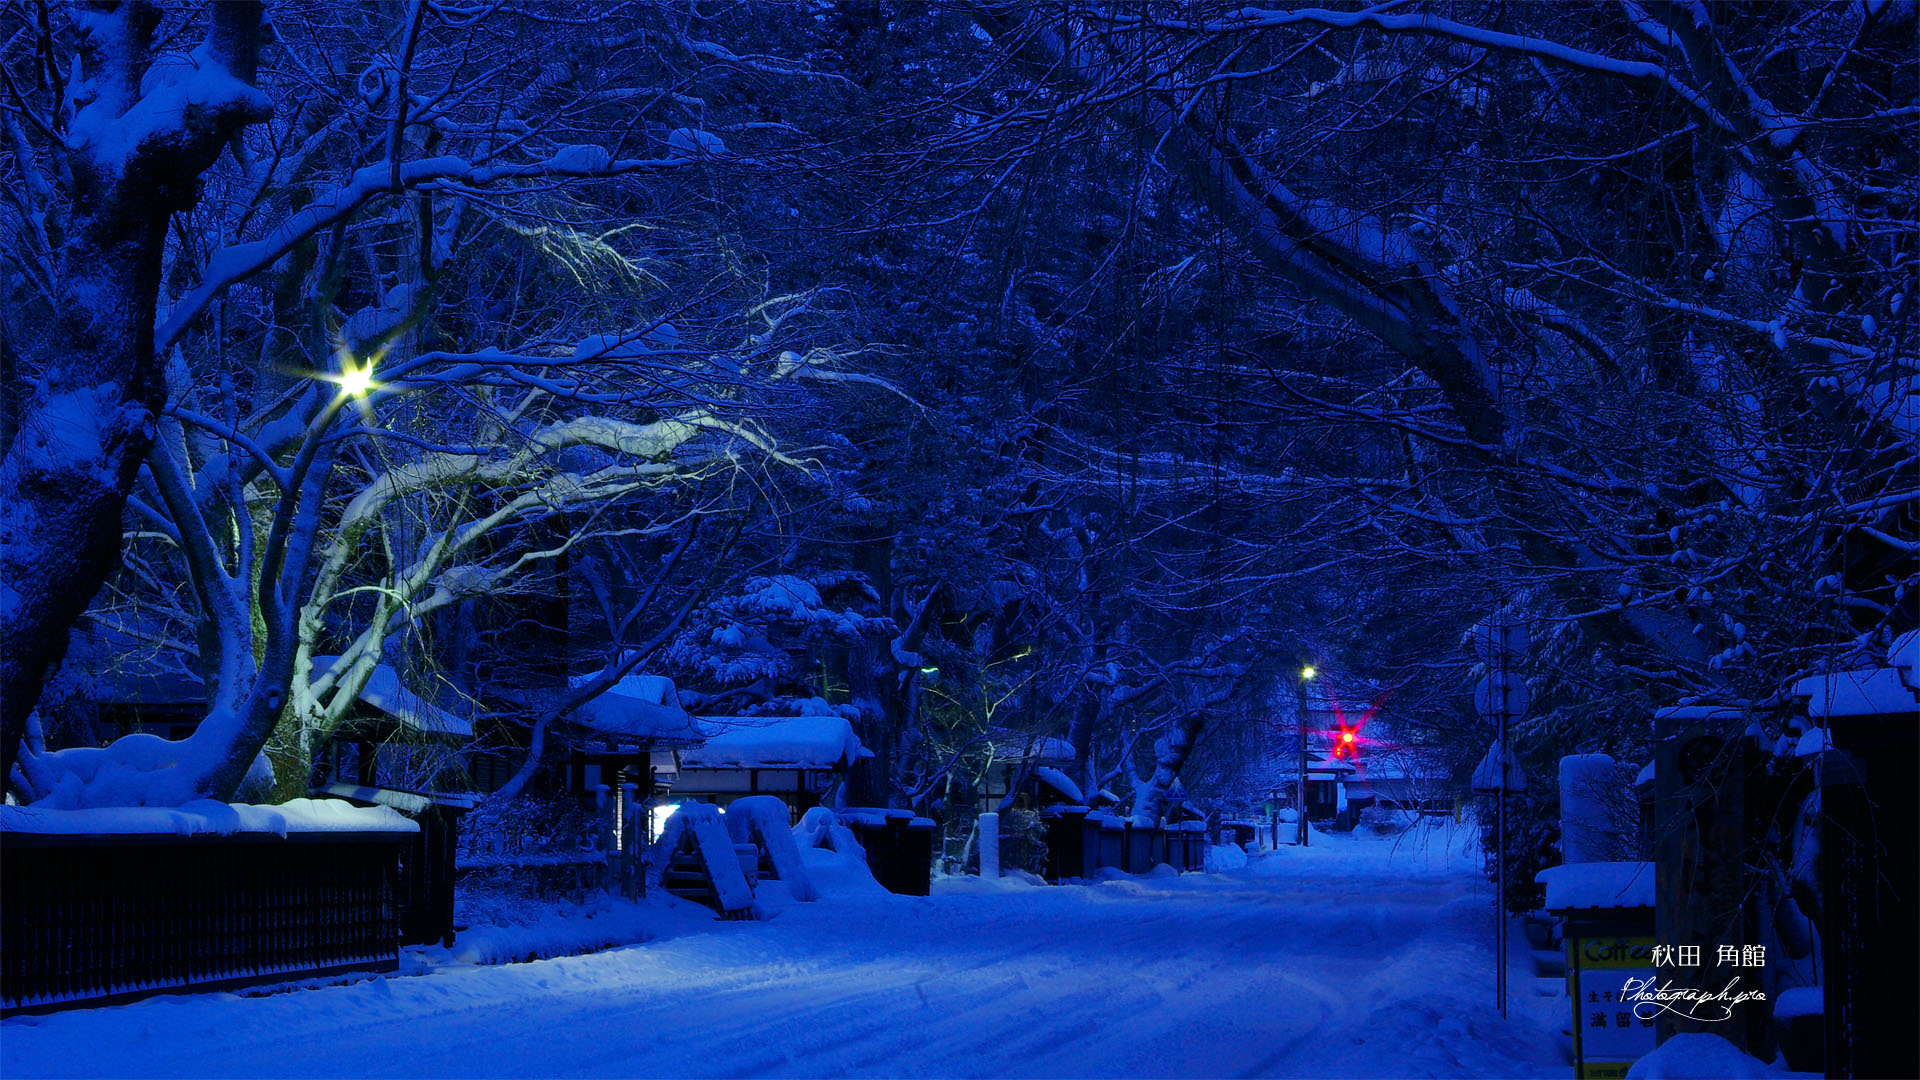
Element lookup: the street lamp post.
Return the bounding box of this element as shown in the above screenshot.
[1296,665,1316,847]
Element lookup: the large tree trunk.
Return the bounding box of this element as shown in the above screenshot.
[1129,712,1207,827]
[0,2,268,786]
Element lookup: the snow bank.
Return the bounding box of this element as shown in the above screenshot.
[1204,843,1249,872]
[1773,986,1822,1021]
[793,806,856,852]
[1625,1032,1802,1078]
[446,893,716,966]
[0,797,416,837]
[788,808,885,898]
[1537,860,1653,910]
[797,843,887,898]
[0,810,1564,1080]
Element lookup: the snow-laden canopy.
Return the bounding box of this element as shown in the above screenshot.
[683,714,871,770]
[566,673,704,746]
[310,657,473,738]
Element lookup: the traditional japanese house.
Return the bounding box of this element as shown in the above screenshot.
[665,710,870,821]
[311,656,477,791]
[974,732,1080,812]
[560,673,707,824]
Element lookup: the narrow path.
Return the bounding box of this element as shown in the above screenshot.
[3,826,1567,1078]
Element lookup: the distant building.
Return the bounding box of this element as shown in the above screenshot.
[664,709,870,820]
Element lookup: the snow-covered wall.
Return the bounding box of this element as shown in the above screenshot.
[0,798,417,837]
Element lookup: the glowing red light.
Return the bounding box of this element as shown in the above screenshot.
[1341,732,1355,744]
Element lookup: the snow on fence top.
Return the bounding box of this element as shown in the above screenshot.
[566,673,705,745]
[1651,704,1745,725]
[1536,860,1653,911]
[1790,666,1918,719]
[311,656,473,738]
[683,714,871,770]
[0,798,418,838]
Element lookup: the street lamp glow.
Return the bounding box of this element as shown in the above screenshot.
[336,359,375,397]
[1301,665,1317,680]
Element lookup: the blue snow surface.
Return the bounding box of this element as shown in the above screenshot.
[5,821,1581,1078]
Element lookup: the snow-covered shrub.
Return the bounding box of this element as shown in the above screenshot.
[1477,786,1560,915]
[461,792,599,862]
[456,793,607,914]
[997,808,1050,877]
[1358,804,1417,835]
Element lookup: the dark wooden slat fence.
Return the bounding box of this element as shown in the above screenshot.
[1042,811,1207,881]
[2,831,407,1015]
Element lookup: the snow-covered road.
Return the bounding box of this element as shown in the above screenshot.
[3,825,1569,1078]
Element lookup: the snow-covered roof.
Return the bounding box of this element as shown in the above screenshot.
[566,673,704,745]
[0,798,418,838]
[1891,631,1918,685]
[682,714,871,770]
[1652,704,1744,724]
[986,732,1075,763]
[1790,666,1917,719]
[310,657,473,738]
[1536,860,1653,911]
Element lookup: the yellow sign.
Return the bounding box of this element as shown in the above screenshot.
[1580,936,1655,969]
[1569,936,1657,1075]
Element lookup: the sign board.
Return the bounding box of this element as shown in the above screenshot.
[1567,934,1657,1080]
[1470,621,1530,663]
[1474,672,1532,718]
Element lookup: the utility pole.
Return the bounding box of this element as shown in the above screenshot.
[1472,620,1529,1020]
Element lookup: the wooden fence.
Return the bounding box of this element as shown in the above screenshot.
[1042,811,1207,881]
[1,830,407,1014]
[841,809,936,896]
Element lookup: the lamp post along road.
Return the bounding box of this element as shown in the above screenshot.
[1296,666,1316,847]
